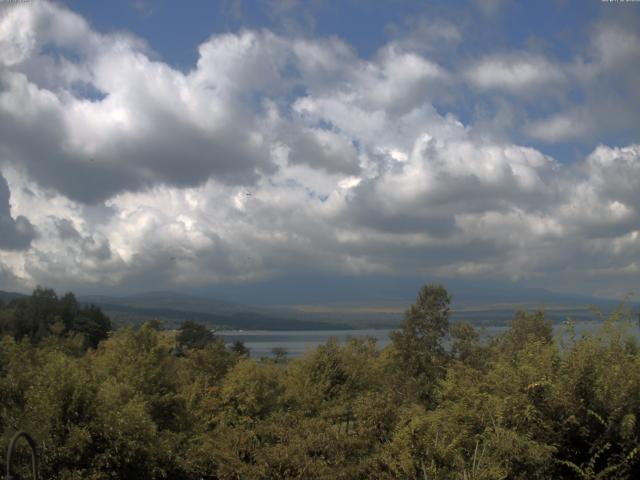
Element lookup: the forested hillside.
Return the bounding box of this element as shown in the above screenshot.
[1,285,639,479]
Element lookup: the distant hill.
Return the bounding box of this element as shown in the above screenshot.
[79,291,347,330]
[191,275,636,310]
[81,291,248,315]
[190,276,637,328]
[0,290,28,302]
[286,303,634,329]
[78,288,638,331]
[6,284,636,331]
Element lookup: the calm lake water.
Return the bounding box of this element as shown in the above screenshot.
[221,321,640,358]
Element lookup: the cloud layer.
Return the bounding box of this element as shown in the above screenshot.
[0,1,638,298]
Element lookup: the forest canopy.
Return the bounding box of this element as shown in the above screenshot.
[1,285,639,479]
[0,287,111,348]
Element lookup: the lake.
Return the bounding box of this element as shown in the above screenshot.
[221,320,640,358]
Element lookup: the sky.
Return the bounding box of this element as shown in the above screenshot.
[0,0,639,302]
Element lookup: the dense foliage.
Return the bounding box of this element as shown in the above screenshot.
[0,287,111,348]
[1,285,639,479]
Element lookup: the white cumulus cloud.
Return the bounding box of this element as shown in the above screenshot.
[0,1,638,299]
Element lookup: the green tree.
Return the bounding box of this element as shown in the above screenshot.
[390,283,451,404]
[229,340,249,357]
[176,320,215,350]
[1,288,111,348]
[72,305,112,348]
[450,321,488,369]
[497,309,552,353]
[271,346,288,363]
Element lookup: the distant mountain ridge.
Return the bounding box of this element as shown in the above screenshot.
[0,290,27,302]
[79,289,637,330]
[190,275,635,309]
[81,291,250,316]
[78,291,346,330]
[2,285,636,330]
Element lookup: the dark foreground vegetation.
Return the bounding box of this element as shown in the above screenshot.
[1,285,639,479]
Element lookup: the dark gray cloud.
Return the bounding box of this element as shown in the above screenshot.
[0,173,36,250]
[54,217,111,260]
[286,128,360,175]
[0,259,22,291]
[54,217,81,241]
[0,67,274,204]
